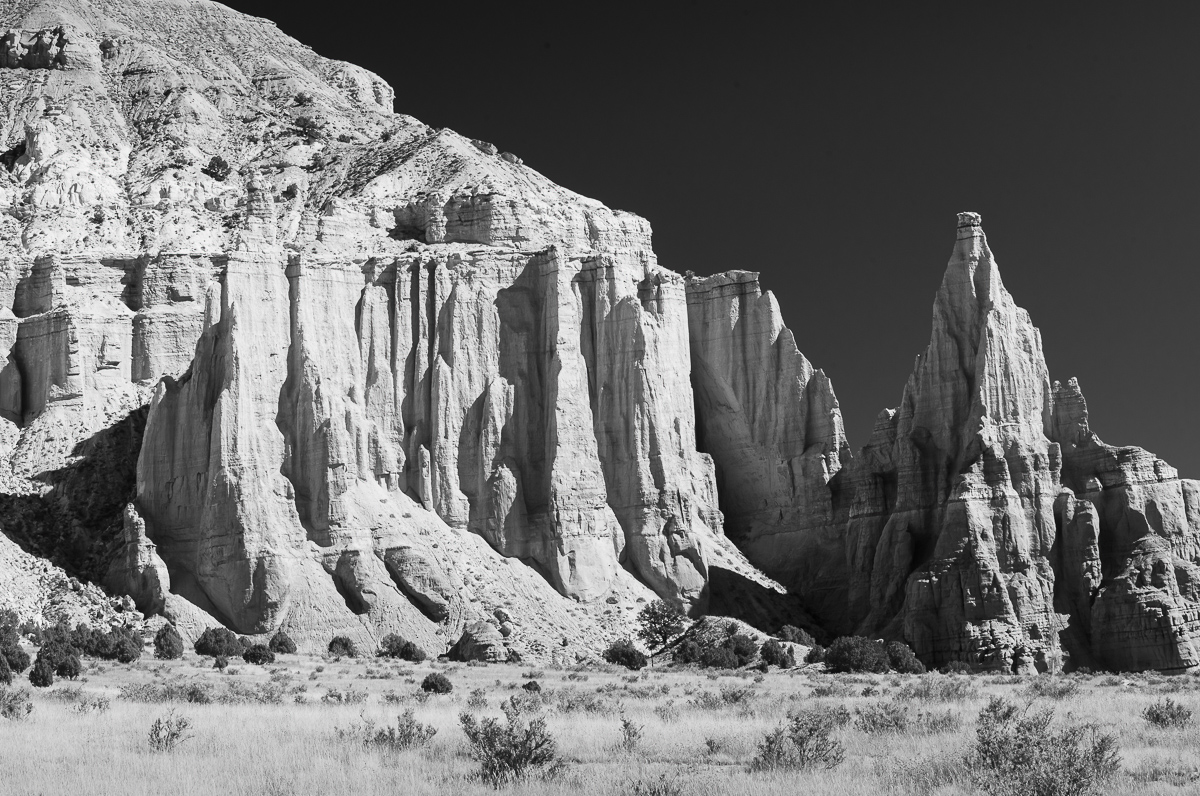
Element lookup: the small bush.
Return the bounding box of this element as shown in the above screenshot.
[969,697,1119,796]
[268,631,297,655]
[154,625,184,660]
[148,710,193,752]
[55,654,81,680]
[700,645,739,669]
[603,639,647,671]
[895,675,978,702]
[522,680,541,693]
[194,627,241,658]
[1020,677,1080,700]
[619,715,643,752]
[750,710,845,771]
[1143,698,1193,729]
[460,697,561,785]
[805,645,826,664]
[779,625,817,646]
[28,658,53,688]
[379,633,426,662]
[825,636,889,673]
[421,672,452,694]
[855,701,910,733]
[886,641,926,674]
[760,639,795,668]
[295,91,313,106]
[328,636,358,658]
[673,639,703,665]
[242,645,275,666]
[0,687,32,720]
[339,708,437,750]
[940,660,972,674]
[202,156,231,181]
[0,654,9,686]
[213,656,228,671]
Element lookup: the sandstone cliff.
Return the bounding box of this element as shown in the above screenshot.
[0,0,779,656]
[1,0,1197,673]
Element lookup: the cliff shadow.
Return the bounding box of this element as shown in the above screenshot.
[706,565,829,643]
[0,406,147,586]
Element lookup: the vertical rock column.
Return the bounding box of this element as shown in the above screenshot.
[686,270,851,624]
[580,255,721,608]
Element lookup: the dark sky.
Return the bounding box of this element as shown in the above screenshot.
[230,1,1200,473]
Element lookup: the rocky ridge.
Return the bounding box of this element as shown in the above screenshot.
[0,0,1196,671]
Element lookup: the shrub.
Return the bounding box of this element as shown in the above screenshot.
[328,636,358,658]
[194,627,241,658]
[338,708,437,750]
[379,633,426,662]
[725,633,757,666]
[114,635,142,664]
[603,639,647,671]
[242,644,275,666]
[268,631,297,655]
[619,715,643,752]
[0,654,9,685]
[779,625,817,646]
[295,91,313,106]
[148,710,193,752]
[1020,677,1080,700]
[825,636,889,673]
[673,639,703,665]
[36,641,73,670]
[760,639,796,668]
[1143,698,1193,729]
[55,654,81,680]
[895,675,978,702]
[636,600,688,650]
[522,680,541,693]
[805,645,826,664]
[886,641,926,674]
[202,156,231,181]
[154,625,184,660]
[459,697,561,785]
[213,656,228,671]
[0,687,33,720]
[855,701,906,733]
[750,710,845,771]
[28,658,54,688]
[969,697,1119,796]
[700,645,738,669]
[421,672,452,694]
[940,660,972,674]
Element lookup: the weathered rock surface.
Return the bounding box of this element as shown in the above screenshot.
[1,0,1198,674]
[686,270,851,623]
[0,0,753,656]
[786,213,1200,673]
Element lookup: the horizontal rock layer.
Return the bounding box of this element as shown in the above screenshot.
[0,0,1196,672]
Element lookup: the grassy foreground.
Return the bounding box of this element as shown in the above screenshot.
[2,648,1200,796]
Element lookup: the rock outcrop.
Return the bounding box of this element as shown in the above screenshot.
[803,213,1200,673]
[1,0,1199,673]
[0,0,746,656]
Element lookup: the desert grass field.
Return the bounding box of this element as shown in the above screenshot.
[2,645,1200,796]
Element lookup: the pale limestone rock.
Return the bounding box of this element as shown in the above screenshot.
[0,0,750,654]
[686,270,851,622]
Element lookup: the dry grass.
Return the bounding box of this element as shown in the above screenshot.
[2,649,1200,795]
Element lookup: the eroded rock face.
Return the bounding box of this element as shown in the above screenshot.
[0,0,744,655]
[2,0,1198,674]
[822,214,1200,673]
[686,270,851,625]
